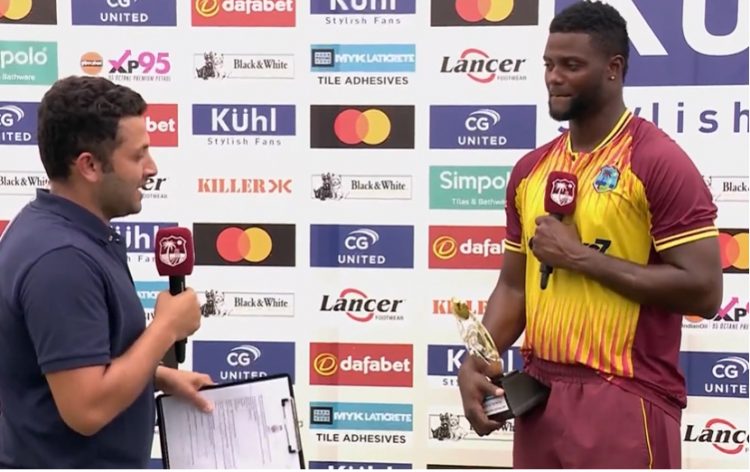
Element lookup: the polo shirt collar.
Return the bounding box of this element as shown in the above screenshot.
[31,189,117,244]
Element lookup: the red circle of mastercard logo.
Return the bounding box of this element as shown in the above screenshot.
[455,0,514,22]
[216,226,272,263]
[718,231,748,271]
[334,108,391,145]
[0,0,32,20]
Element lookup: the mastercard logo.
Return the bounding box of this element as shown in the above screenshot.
[0,0,32,20]
[719,230,748,272]
[80,52,103,75]
[313,353,338,376]
[334,108,391,146]
[433,236,458,260]
[455,0,515,23]
[216,226,273,263]
[195,0,220,18]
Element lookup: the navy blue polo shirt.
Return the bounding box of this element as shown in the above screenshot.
[0,189,154,468]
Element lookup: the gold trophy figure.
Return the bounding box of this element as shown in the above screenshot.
[451,298,550,422]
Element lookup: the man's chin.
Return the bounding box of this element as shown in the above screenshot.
[548,107,572,122]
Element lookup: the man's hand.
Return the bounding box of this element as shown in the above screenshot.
[457,356,505,436]
[155,367,215,413]
[531,215,584,270]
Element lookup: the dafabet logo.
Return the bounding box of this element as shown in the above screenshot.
[429,226,505,269]
[193,223,295,267]
[192,0,295,27]
[310,105,414,149]
[310,343,412,387]
[431,0,537,26]
[0,0,56,24]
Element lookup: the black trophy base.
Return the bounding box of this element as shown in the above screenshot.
[484,370,550,422]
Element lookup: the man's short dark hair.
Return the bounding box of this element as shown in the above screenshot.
[37,75,147,180]
[549,0,630,79]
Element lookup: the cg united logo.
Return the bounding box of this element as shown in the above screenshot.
[310,105,414,149]
[0,0,56,24]
[431,0,538,26]
[193,223,295,267]
[719,228,748,273]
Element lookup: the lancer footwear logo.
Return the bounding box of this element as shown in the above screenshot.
[431,0,538,27]
[555,0,748,86]
[440,48,527,84]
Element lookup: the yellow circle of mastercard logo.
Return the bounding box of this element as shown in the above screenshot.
[0,0,32,20]
[334,108,391,146]
[456,0,514,23]
[313,353,338,376]
[433,236,458,260]
[195,0,220,18]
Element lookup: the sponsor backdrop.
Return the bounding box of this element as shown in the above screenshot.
[0,0,748,469]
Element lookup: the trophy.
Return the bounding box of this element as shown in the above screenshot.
[451,298,550,422]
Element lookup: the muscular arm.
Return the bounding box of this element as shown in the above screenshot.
[567,236,722,318]
[482,250,527,359]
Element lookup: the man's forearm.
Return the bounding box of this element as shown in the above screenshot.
[568,247,717,317]
[483,283,526,356]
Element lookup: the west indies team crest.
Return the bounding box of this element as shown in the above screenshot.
[593,165,620,193]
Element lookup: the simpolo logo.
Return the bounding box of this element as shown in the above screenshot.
[0,40,58,85]
[718,228,748,273]
[309,342,413,387]
[0,0,57,24]
[429,226,506,269]
[193,223,296,267]
[430,0,538,27]
[310,105,414,149]
[429,166,511,210]
[192,0,296,27]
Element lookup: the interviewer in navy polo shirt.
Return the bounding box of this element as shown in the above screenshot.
[0,76,214,468]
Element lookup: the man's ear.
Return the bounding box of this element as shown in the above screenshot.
[71,152,103,183]
[608,55,625,81]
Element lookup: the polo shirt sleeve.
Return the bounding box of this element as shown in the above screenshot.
[19,246,111,374]
[632,136,718,252]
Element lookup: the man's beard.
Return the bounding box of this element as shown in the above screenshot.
[548,83,603,122]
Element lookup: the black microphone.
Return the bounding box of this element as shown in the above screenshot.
[540,171,578,290]
[154,227,195,364]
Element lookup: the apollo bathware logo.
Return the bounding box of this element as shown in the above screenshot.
[71,0,177,26]
[0,41,58,85]
[555,0,748,86]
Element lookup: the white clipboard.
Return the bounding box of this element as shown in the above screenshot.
[156,374,304,469]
